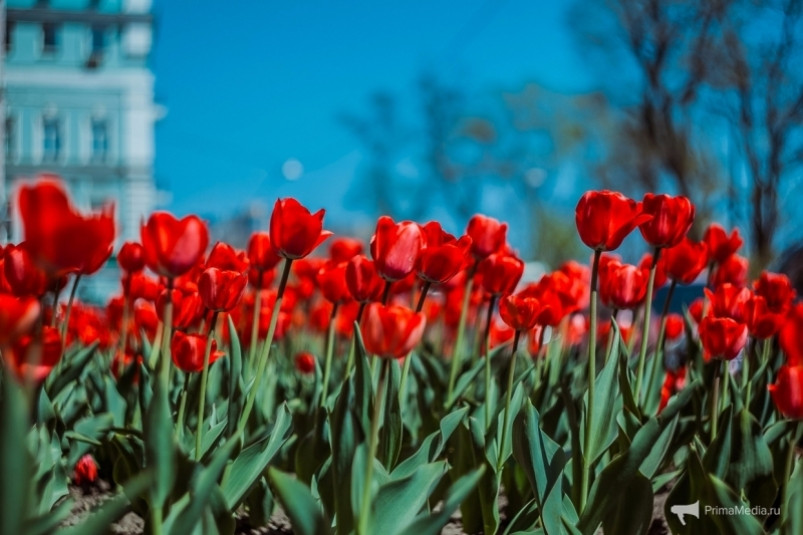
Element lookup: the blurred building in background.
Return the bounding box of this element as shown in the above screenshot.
[2,0,160,300]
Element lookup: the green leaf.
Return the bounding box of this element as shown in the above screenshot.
[1,380,31,535]
[226,314,244,440]
[44,342,98,397]
[601,471,653,535]
[269,468,332,535]
[60,471,151,535]
[783,456,803,535]
[404,467,485,535]
[445,356,486,409]
[221,403,292,509]
[144,377,176,511]
[583,342,622,464]
[379,359,403,469]
[369,461,448,535]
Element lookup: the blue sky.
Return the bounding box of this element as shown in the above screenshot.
[152,0,591,225]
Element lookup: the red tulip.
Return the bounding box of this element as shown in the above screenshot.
[703,224,743,265]
[19,177,115,276]
[270,198,331,259]
[4,326,62,384]
[346,255,385,303]
[688,298,705,325]
[599,261,649,310]
[171,331,224,373]
[704,284,751,322]
[206,241,249,273]
[370,216,424,281]
[117,242,145,273]
[126,271,160,301]
[768,365,803,419]
[558,260,590,311]
[664,313,685,341]
[658,366,687,413]
[499,293,541,331]
[295,352,316,375]
[329,238,364,264]
[638,193,695,248]
[521,275,572,327]
[699,316,748,361]
[0,295,41,347]
[247,232,282,272]
[73,454,99,486]
[199,268,247,312]
[3,243,48,297]
[466,214,507,259]
[417,222,472,284]
[781,303,803,366]
[575,190,651,251]
[745,295,787,340]
[477,252,524,296]
[158,289,204,330]
[141,212,209,278]
[663,238,709,284]
[712,254,748,289]
[753,271,796,312]
[317,262,352,304]
[360,303,426,359]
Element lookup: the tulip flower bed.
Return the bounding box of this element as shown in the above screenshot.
[2,178,803,535]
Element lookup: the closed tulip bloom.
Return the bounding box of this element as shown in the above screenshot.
[19,177,115,276]
[346,255,385,303]
[699,316,748,361]
[664,313,685,341]
[329,237,364,264]
[117,242,145,273]
[780,303,803,366]
[466,214,507,259]
[4,326,62,384]
[768,365,803,419]
[141,212,209,278]
[478,252,524,296]
[199,268,247,312]
[247,232,282,272]
[711,254,748,289]
[317,262,352,304]
[575,190,651,251]
[370,216,424,281]
[206,241,249,273]
[600,262,649,310]
[417,222,472,284]
[294,352,316,375]
[158,289,204,330]
[753,271,796,311]
[171,331,224,373]
[703,224,743,265]
[269,198,332,259]
[4,244,49,297]
[638,193,695,248]
[745,295,787,340]
[499,293,541,331]
[0,295,40,347]
[663,238,709,284]
[361,303,426,359]
[704,284,751,322]
[73,454,99,486]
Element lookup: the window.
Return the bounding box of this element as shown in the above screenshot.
[43,116,61,162]
[42,23,58,54]
[91,118,108,162]
[5,116,14,159]
[5,21,13,52]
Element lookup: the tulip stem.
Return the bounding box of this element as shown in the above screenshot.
[196,311,220,461]
[159,280,174,391]
[59,274,82,348]
[448,264,476,402]
[117,292,131,378]
[646,279,677,406]
[248,281,263,363]
[359,358,389,535]
[711,362,721,439]
[398,282,431,410]
[783,422,802,513]
[635,248,660,403]
[381,280,393,305]
[320,303,339,406]
[497,330,521,471]
[345,303,367,378]
[580,248,601,513]
[483,295,498,427]
[416,281,431,313]
[237,259,292,436]
[604,309,619,364]
[176,373,188,437]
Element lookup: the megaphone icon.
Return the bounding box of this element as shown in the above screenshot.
[670,500,700,526]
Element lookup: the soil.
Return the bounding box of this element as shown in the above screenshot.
[63,482,670,534]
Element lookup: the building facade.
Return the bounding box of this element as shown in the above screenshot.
[3,0,159,300]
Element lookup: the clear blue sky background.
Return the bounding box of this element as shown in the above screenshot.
[151,0,592,225]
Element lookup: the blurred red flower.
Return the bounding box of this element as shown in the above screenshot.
[3,243,49,297]
[206,241,249,273]
[703,224,743,265]
[466,214,507,260]
[199,267,248,312]
[417,222,472,285]
[317,261,352,304]
[711,254,749,289]
[346,255,384,304]
[0,295,40,347]
[4,326,62,384]
[329,237,364,264]
[699,316,748,361]
[768,365,803,419]
[171,331,224,373]
[599,261,649,310]
[704,284,751,322]
[780,303,803,366]
[247,232,282,273]
[478,252,524,296]
[499,292,541,331]
[73,454,99,486]
[663,238,709,285]
[117,242,145,273]
[360,303,426,359]
[664,313,685,341]
[294,352,316,375]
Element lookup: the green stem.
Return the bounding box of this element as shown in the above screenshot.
[117,292,131,377]
[711,362,721,439]
[345,302,367,379]
[580,248,601,513]
[398,280,427,412]
[783,422,802,512]
[381,279,393,305]
[248,280,263,362]
[159,280,174,392]
[483,295,498,427]
[196,311,220,461]
[320,302,339,406]
[358,359,389,535]
[646,279,677,406]
[448,264,476,401]
[497,330,521,471]
[635,247,660,402]
[60,274,82,345]
[236,259,292,436]
[604,309,619,364]
[151,504,163,535]
[176,373,188,438]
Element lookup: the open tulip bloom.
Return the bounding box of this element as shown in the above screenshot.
[3,176,803,535]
